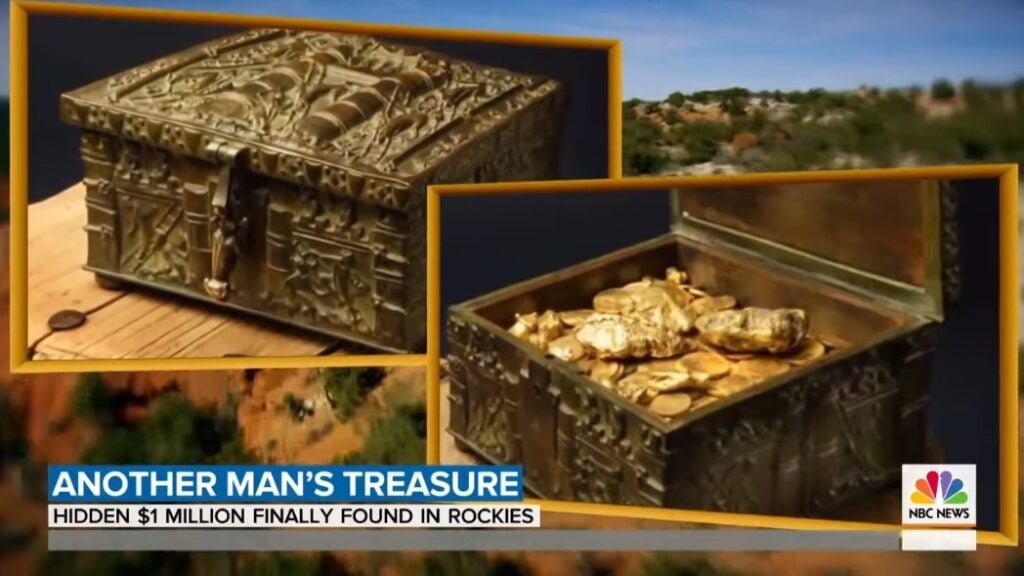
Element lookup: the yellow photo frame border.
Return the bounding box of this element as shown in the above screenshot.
[425,165,1020,547]
[7,0,623,373]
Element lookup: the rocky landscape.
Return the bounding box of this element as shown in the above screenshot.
[622,80,1024,177]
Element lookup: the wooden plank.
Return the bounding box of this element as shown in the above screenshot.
[26,184,121,345]
[27,182,343,361]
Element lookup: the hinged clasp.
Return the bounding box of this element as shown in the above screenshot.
[203,140,248,300]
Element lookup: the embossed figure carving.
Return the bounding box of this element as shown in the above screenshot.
[62,29,566,352]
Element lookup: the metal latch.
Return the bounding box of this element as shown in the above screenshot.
[203,141,248,300]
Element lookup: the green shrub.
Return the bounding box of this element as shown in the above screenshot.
[671,120,731,163]
[421,552,527,576]
[71,373,114,425]
[623,115,668,174]
[641,553,741,576]
[931,78,956,100]
[667,91,686,106]
[322,367,386,422]
[80,428,145,464]
[79,390,253,465]
[38,551,192,576]
[0,389,26,462]
[235,552,322,576]
[342,401,426,465]
[284,393,306,422]
[139,393,205,465]
[721,96,747,117]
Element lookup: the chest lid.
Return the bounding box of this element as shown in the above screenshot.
[670,177,960,321]
[61,29,562,210]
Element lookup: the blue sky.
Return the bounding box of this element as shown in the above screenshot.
[2,0,1023,99]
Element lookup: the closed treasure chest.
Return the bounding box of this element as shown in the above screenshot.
[61,29,566,353]
[446,178,960,516]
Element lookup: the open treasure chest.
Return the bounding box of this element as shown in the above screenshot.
[60,29,566,353]
[446,177,960,516]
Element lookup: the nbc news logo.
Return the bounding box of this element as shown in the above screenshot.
[902,464,976,527]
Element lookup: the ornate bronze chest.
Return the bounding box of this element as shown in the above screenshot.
[61,29,566,353]
[446,178,960,516]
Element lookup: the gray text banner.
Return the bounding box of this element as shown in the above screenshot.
[49,529,900,551]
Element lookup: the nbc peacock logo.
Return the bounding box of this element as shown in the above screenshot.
[902,464,976,526]
[911,470,968,505]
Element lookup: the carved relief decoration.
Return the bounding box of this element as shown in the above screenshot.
[62,29,563,208]
[111,142,191,284]
[938,180,962,306]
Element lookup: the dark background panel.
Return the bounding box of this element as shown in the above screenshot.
[440,188,671,310]
[27,18,244,202]
[929,177,1001,533]
[440,178,1002,531]
[28,16,610,202]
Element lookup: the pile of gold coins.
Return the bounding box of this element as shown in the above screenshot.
[506,267,830,419]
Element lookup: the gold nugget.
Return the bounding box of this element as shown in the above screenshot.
[574,313,691,359]
[548,334,586,362]
[695,307,808,354]
[536,310,563,343]
[665,267,688,285]
[508,311,538,339]
[616,376,656,404]
[621,371,693,395]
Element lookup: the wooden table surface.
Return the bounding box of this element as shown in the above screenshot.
[26,183,347,361]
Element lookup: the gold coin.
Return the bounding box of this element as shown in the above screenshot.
[690,395,718,410]
[593,288,635,313]
[686,286,709,298]
[559,309,595,328]
[680,352,732,379]
[648,392,693,417]
[707,374,757,398]
[781,338,827,365]
[635,358,685,373]
[548,334,585,362]
[736,358,791,378]
[590,360,626,386]
[694,340,751,360]
[665,267,688,285]
[690,295,738,316]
